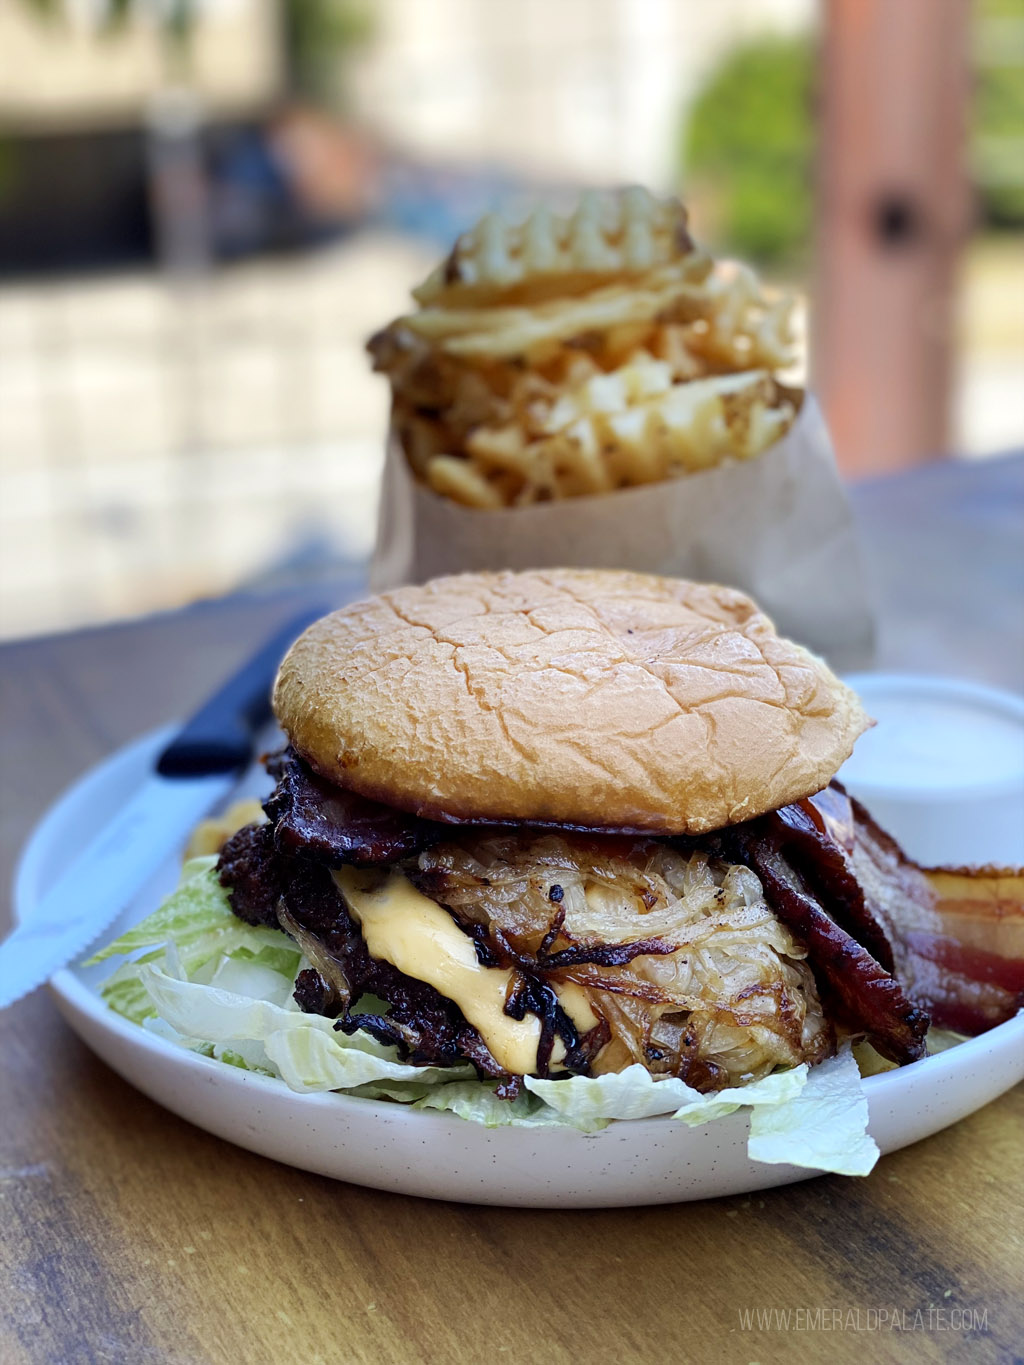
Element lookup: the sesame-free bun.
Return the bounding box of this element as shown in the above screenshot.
[274,569,870,834]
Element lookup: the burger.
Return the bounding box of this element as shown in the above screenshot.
[202,569,1020,1098]
[93,569,1023,1169]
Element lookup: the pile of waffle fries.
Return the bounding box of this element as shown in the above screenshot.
[370,188,800,509]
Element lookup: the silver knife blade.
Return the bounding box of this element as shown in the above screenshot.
[0,770,235,1009]
[2,608,326,1010]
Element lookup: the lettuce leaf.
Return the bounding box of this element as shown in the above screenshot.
[88,856,236,960]
[747,1046,879,1176]
[137,964,477,1091]
[91,861,881,1173]
[412,1083,556,1128]
[86,856,302,1024]
[524,1061,807,1132]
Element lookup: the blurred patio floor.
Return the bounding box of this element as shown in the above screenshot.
[0,232,1020,641]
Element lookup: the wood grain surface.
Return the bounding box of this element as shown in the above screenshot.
[2,458,1022,1365]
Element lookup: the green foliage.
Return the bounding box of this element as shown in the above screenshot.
[976,78,1024,224]
[974,0,1024,224]
[682,34,814,264]
[683,9,1024,258]
[281,0,375,105]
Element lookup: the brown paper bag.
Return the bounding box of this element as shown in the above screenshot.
[370,394,875,672]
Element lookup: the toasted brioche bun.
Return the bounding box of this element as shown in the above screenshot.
[274,568,870,834]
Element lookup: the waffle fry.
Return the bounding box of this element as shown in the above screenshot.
[662,263,797,372]
[373,189,802,509]
[378,327,612,455]
[404,256,714,363]
[413,187,697,308]
[424,455,508,509]
[400,256,794,377]
[433,362,796,504]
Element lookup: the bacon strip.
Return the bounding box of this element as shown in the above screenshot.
[728,821,929,1064]
[773,796,895,970]
[902,931,1024,996]
[847,798,1024,1034]
[264,750,692,867]
[265,751,445,865]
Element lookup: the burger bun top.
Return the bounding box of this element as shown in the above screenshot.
[273,568,870,834]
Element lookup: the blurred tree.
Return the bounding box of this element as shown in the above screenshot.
[682,5,1024,263]
[681,34,814,264]
[281,0,374,107]
[974,0,1024,225]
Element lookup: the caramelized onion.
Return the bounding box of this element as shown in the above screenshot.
[414,833,833,1089]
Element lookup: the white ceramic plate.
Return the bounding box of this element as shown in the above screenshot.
[14,729,1024,1208]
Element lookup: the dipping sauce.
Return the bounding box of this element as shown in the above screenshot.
[838,676,1024,867]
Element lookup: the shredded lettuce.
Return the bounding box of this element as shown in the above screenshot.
[90,860,882,1175]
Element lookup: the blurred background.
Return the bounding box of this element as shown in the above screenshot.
[1,0,1021,641]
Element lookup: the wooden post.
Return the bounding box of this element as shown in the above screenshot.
[814,0,973,476]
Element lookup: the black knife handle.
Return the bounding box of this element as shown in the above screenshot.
[155,608,325,778]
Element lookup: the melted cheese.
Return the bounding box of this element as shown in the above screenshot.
[333,867,597,1073]
[553,980,599,1034]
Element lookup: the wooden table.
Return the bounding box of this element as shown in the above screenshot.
[2,455,1022,1365]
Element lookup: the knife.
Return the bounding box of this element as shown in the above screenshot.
[0,608,324,1010]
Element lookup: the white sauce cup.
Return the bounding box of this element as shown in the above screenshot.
[838,675,1024,868]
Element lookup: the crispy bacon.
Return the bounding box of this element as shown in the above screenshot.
[748,788,1024,1038]
[264,750,702,866]
[847,798,1024,1034]
[726,819,929,1064]
[774,796,895,970]
[265,750,443,865]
